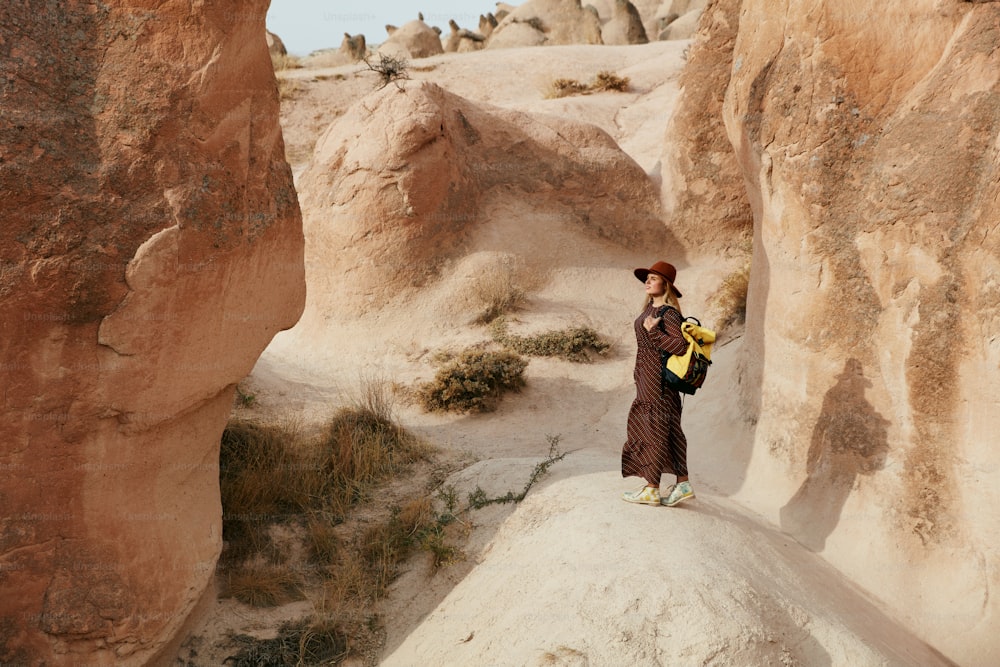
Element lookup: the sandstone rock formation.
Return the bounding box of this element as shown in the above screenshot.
[444,20,487,53]
[669,1,1000,663]
[378,19,445,59]
[340,32,367,61]
[487,0,604,48]
[292,80,669,320]
[0,2,305,665]
[657,7,702,40]
[601,0,650,45]
[265,30,287,57]
[660,0,751,252]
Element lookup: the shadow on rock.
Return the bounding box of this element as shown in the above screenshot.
[780,358,890,551]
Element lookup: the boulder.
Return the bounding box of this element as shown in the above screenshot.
[487,0,604,48]
[0,1,305,664]
[293,81,669,318]
[601,0,649,45]
[657,6,702,40]
[265,30,287,57]
[704,1,1000,664]
[377,19,444,59]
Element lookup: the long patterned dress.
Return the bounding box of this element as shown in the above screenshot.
[622,303,690,485]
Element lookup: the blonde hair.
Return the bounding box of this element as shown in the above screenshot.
[640,278,682,314]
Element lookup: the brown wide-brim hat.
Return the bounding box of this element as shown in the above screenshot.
[634,261,682,298]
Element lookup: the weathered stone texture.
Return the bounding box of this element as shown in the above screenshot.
[711,1,1000,663]
[0,2,305,664]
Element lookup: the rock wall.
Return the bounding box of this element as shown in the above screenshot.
[0,2,305,664]
[661,0,752,254]
[684,1,1000,664]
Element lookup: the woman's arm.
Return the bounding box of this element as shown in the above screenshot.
[647,307,689,356]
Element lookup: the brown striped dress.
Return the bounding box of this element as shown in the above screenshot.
[622,303,690,485]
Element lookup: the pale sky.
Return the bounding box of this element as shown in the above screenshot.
[266,0,500,55]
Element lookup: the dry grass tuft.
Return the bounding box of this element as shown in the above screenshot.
[713,262,751,332]
[225,562,305,608]
[416,348,528,413]
[546,70,630,98]
[472,256,529,324]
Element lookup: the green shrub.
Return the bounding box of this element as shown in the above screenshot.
[417,348,528,413]
[490,317,610,362]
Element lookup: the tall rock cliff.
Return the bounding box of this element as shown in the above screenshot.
[0,2,305,664]
[669,1,999,663]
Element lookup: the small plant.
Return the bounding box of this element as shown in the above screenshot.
[472,256,527,324]
[490,317,610,362]
[713,262,750,331]
[235,385,256,408]
[417,348,528,413]
[364,52,410,89]
[468,435,566,508]
[546,70,630,98]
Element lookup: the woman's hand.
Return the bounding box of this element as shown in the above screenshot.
[643,315,661,332]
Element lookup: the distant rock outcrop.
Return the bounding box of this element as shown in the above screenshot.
[670,0,1000,664]
[265,29,287,56]
[487,0,604,48]
[0,2,305,665]
[378,19,445,59]
[294,81,669,317]
[601,0,649,44]
[444,19,487,53]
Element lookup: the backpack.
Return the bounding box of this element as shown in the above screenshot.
[657,306,715,395]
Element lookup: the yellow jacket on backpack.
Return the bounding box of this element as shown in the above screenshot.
[663,320,715,394]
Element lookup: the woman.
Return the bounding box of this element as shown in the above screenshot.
[621,261,694,507]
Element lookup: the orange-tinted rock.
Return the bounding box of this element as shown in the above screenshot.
[661,0,752,254]
[0,2,305,664]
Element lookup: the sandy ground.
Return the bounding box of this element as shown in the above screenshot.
[179,39,955,666]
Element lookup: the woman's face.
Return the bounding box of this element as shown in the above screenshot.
[644,273,667,297]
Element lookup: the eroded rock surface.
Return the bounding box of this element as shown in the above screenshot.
[681,1,1000,663]
[0,2,304,664]
[294,80,669,319]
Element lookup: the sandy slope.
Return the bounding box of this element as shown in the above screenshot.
[237,40,955,666]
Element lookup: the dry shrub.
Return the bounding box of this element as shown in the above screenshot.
[546,70,630,98]
[473,256,527,324]
[547,77,589,98]
[713,262,751,331]
[490,317,610,362]
[276,76,301,102]
[364,52,410,89]
[592,70,630,92]
[417,348,528,413]
[219,420,321,564]
[224,617,347,667]
[225,562,305,608]
[270,52,301,71]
